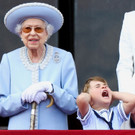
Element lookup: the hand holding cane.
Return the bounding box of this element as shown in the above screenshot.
[28,82,54,129]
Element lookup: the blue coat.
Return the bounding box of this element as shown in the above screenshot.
[0,44,78,129]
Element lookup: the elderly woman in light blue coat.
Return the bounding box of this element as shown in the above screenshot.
[0,2,78,129]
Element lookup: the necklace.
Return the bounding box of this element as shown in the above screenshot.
[27,45,46,63]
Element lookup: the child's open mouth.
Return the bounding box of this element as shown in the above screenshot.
[102,90,109,97]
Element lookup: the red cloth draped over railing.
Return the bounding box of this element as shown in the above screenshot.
[1,130,135,135]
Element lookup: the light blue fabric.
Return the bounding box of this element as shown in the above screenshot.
[0,44,78,129]
[4,2,64,35]
[77,102,130,129]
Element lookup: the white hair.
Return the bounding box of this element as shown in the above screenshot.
[15,20,54,41]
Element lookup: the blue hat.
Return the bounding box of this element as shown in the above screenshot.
[4,2,64,35]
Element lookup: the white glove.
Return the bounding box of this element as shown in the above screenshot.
[36,81,53,93]
[21,81,53,103]
[22,91,47,104]
[33,92,47,104]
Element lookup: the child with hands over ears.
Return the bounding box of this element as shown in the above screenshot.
[76,76,135,130]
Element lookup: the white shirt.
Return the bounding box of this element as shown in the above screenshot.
[77,102,129,129]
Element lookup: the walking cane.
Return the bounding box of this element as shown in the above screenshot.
[30,95,54,130]
[30,102,37,130]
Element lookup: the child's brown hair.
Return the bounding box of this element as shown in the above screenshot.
[82,76,108,93]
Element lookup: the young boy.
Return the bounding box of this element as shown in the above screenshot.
[76,76,135,129]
